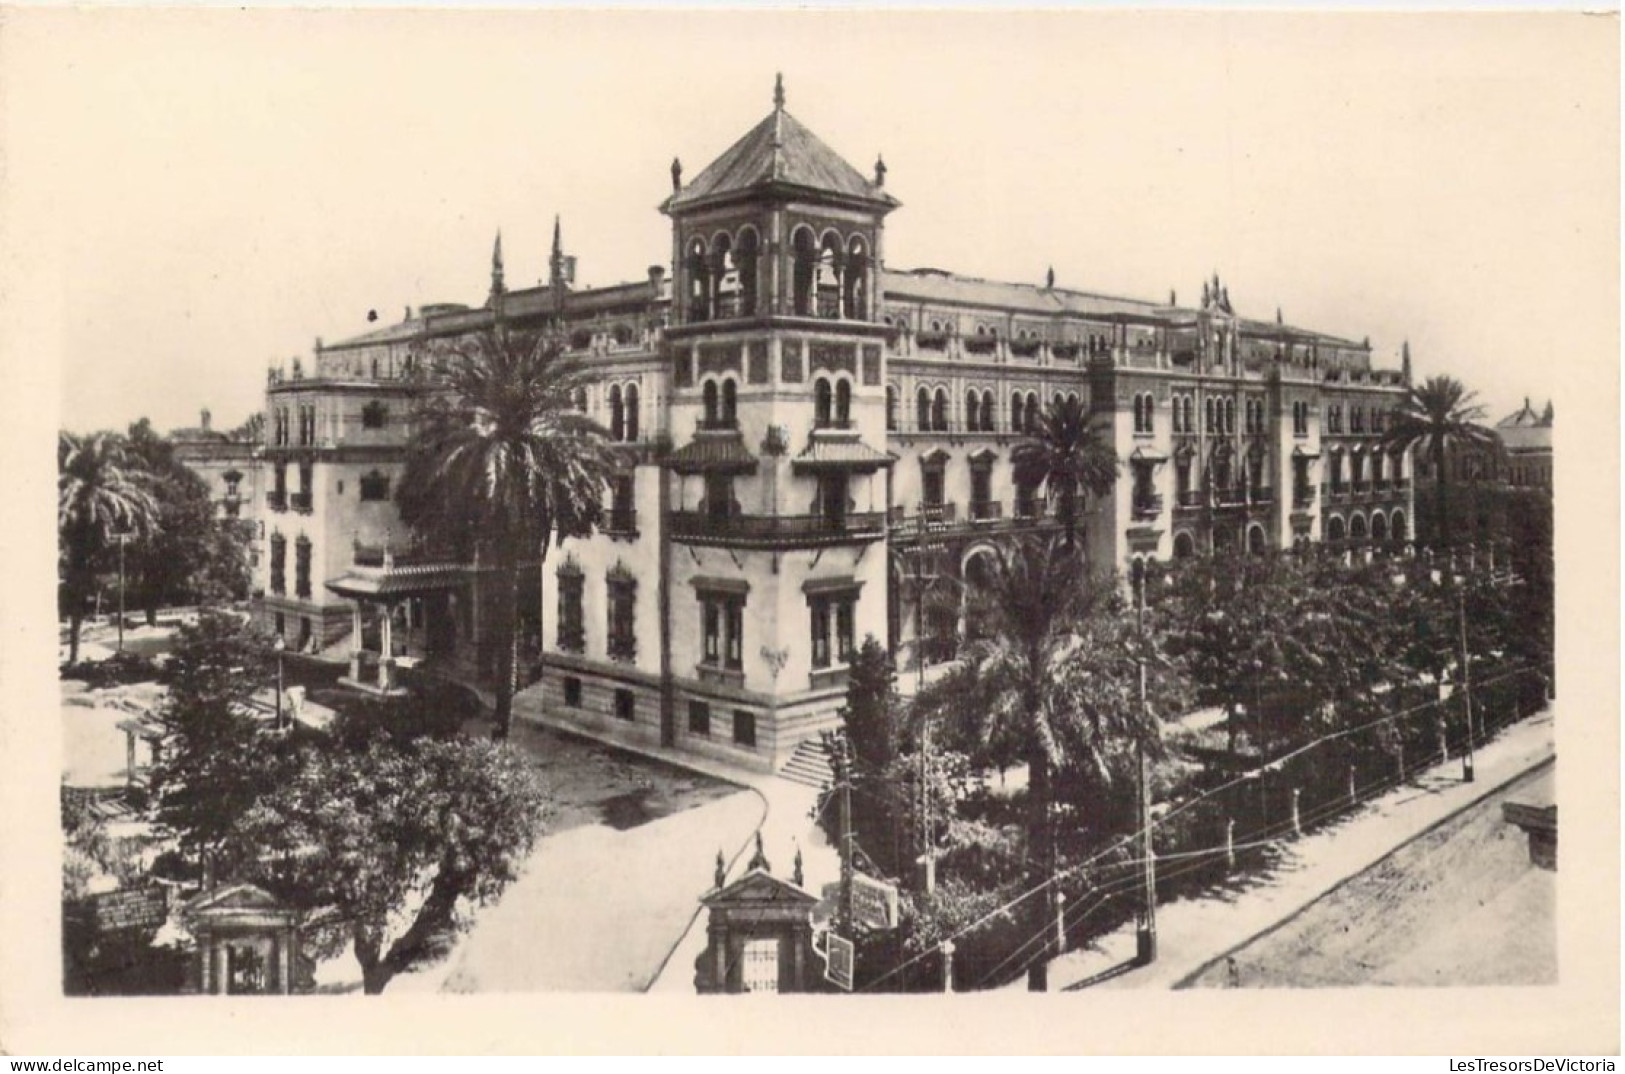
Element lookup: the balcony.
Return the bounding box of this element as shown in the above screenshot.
[1352,480,1371,495]
[352,540,448,568]
[809,666,850,692]
[696,418,739,432]
[1176,490,1204,510]
[816,293,840,319]
[605,508,638,539]
[1214,487,1248,508]
[1132,493,1165,521]
[1250,486,1274,505]
[915,332,949,352]
[1293,486,1316,510]
[669,510,885,547]
[291,491,313,514]
[1374,479,1391,493]
[1328,484,1350,503]
[970,500,1003,523]
[267,490,287,513]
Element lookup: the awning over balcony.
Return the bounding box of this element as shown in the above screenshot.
[792,437,893,473]
[667,431,759,475]
[325,564,466,600]
[1129,446,1168,464]
[1293,445,1322,459]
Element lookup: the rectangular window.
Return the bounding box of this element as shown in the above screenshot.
[557,572,584,653]
[699,593,746,672]
[563,676,582,707]
[688,700,710,736]
[609,475,636,535]
[810,599,832,669]
[274,611,285,637]
[269,535,286,595]
[362,401,388,429]
[359,472,390,501]
[835,600,855,664]
[294,538,312,599]
[703,600,720,663]
[921,466,945,508]
[726,602,743,670]
[615,688,635,722]
[607,578,637,662]
[732,709,757,748]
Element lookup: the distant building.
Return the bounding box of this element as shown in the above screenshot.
[1412,397,1553,551]
[170,408,261,522]
[249,78,1413,773]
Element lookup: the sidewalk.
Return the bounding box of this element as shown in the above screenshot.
[1020,705,1556,991]
[502,686,845,994]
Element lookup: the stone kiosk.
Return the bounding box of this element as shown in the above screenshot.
[695,844,820,994]
[182,883,307,995]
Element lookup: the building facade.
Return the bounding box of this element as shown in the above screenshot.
[251,80,1413,772]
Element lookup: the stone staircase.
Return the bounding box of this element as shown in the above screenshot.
[778,737,835,791]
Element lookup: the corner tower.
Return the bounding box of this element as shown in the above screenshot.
[659,75,901,770]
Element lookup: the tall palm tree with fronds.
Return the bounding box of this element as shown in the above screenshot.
[1011,396,1119,553]
[58,432,159,664]
[912,535,1171,990]
[397,324,618,739]
[1382,374,1497,551]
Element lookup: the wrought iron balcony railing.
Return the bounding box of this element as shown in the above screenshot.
[970,500,1003,523]
[267,490,287,512]
[1132,493,1164,520]
[669,510,885,545]
[291,491,313,514]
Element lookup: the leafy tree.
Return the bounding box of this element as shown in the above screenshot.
[125,419,250,620]
[842,635,900,772]
[397,324,618,738]
[1011,395,1119,552]
[229,412,265,444]
[1382,375,1497,551]
[58,431,159,663]
[149,610,295,881]
[242,736,550,993]
[911,535,1171,990]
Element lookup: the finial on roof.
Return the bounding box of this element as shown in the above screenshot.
[1401,339,1412,383]
[1046,266,1055,290]
[490,230,505,296]
[551,215,562,259]
[1221,286,1230,311]
[1542,399,1554,424]
[747,831,771,873]
[1201,280,1211,307]
[1169,289,1177,306]
[670,157,682,194]
[874,154,887,188]
[714,849,726,889]
[773,72,785,111]
[1276,306,1283,325]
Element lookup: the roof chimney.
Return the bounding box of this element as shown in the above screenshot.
[201,408,211,431]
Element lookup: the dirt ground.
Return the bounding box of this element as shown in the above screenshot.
[1186,763,1556,988]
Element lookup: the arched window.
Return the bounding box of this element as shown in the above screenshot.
[609,384,625,442]
[1173,532,1195,560]
[965,389,980,432]
[1011,392,1025,434]
[835,380,851,426]
[815,378,834,428]
[1183,396,1194,433]
[624,383,640,442]
[845,236,870,321]
[1349,513,1368,540]
[1327,515,1346,541]
[979,390,994,433]
[816,234,843,319]
[703,380,720,426]
[573,387,588,412]
[1068,391,1081,408]
[1248,525,1267,555]
[686,237,710,323]
[1371,512,1389,543]
[932,388,948,432]
[1025,391,1039,434]
[711,233,737,318]
[721,379,738,426]
[917,387,931,431]
[1372,452,1385,484]
[792,228,817,316]
[737,228,760,316]
[1206,397,1217,432]
[886,386,898,431]
[1225,398,1236,434]
[1392,510,1408,540]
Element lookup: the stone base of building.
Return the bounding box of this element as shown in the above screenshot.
[527,657,846,777]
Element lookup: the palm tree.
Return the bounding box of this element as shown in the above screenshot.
[1382,374,1497,551]
[58,432,159,664]
[397,324,618,740]
[1011,396,1119,553]
[912,535,1167,989]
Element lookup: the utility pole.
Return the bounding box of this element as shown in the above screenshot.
[1458,588,1475,783]
[836,733,855,938]
[920,714,935,894]
[115,532,131,653]
[1133,559,1157,965]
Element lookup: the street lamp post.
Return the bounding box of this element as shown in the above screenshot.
[1457,589,1475,783]
[1132,559,1157,966]
[273,635,287,732]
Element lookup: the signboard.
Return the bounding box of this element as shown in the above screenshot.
[826,934,854,991]
[850,873,900,931]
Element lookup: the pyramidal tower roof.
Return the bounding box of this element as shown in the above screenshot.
[664,74,898,214]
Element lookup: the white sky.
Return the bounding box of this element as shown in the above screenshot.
[4,9,1616,434]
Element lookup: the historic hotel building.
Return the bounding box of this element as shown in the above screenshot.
[253,80,1412,772]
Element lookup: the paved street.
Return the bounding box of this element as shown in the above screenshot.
[1184,762,1555,987]
[1016,704,1556,991]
